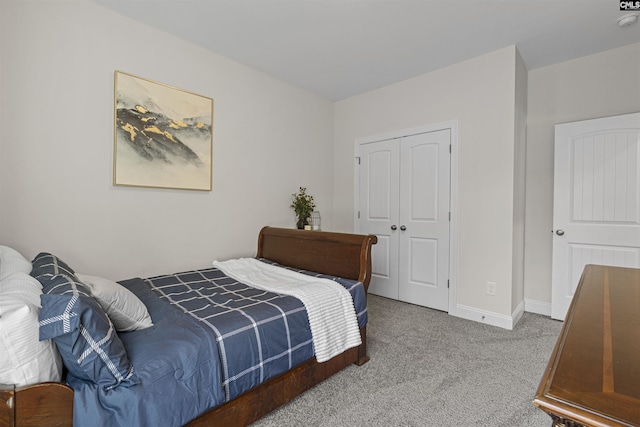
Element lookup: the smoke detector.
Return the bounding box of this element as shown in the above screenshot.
[617,13,639,27]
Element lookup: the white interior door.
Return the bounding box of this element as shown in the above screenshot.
[552,112,640,320]
[358,128,450,311]
[398,130,450,311]
[358,138,400,299]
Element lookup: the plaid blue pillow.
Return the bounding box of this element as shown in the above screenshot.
[31,252,79,282]
[33,254,139,390]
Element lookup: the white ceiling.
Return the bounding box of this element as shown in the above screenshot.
[96,0,640,101]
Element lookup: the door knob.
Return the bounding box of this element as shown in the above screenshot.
[556,230,565,236]
[391,225,397,230]
[400,225,407,231]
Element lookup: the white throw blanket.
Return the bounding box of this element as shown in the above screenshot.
[212,258,362,362]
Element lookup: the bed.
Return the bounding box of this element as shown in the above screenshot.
[0,226,377,426]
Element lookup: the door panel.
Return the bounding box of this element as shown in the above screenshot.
[359,139,400,299]
[408,143,438,220]
[371,234,391,278]
[408,237,437,286]
[571,131,638,223]
[552,113,640,320]
[561,244,640,299]
[369,150,394,220]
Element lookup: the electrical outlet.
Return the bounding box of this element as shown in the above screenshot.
[486,281,496,296]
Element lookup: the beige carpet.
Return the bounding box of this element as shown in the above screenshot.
[252,294,562,426]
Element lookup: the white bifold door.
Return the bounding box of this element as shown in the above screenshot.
[358,129,450,311]
[552,112,640,320]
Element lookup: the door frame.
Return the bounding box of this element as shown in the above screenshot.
[354,120,459,315]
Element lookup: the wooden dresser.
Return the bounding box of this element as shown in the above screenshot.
[534,265,640,427]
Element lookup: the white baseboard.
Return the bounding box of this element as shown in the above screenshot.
[452,302,524,330]
[512,300,525,327]
[524,298,551,316]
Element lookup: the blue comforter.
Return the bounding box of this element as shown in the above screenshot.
[68,277,224,426]
[69,262,367,426]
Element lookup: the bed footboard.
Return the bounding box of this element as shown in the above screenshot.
[186,327,368,426]
[0,383,73,427]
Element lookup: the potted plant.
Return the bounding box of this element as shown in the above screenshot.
[290,187,316,229]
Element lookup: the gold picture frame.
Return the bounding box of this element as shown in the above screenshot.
[113,71,213,191]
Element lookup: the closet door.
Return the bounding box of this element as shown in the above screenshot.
[358,138,400,299]
[358,128,451,311]
[398,130,450,311]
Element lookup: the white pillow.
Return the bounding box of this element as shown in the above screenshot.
[0,246,32,281]
[76,273,153,332]
[0,272,63,387]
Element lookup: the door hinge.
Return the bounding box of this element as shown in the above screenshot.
[449,144,452,153]
[447,279,450,289]
[448,212,451,221]
[356,156,361,165]
[358,211,360,219]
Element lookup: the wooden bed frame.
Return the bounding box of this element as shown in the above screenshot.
[0,226,377,427]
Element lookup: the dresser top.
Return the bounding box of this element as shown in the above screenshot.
[534,265,640,427]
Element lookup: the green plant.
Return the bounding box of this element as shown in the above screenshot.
[290,186,316,220]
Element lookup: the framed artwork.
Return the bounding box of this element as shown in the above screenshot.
[113,71,213,191]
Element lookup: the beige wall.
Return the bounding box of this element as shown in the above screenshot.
[334,46,522,323]
[524,42,640,311]
[3,0,637,323]
[0,1,335,280]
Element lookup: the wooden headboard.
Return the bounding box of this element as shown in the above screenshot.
[256,227,377,292]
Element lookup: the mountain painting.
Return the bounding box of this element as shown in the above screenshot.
[114,71,213,191]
